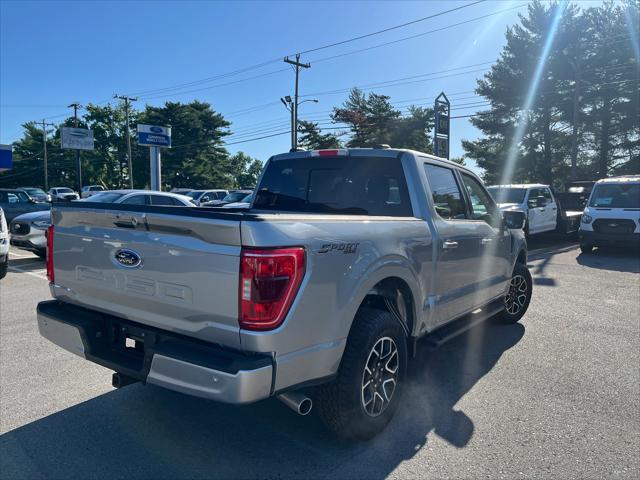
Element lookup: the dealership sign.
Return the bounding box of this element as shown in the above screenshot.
[61,127,95,150]
[137,124,171,148]
[0,144,12,172]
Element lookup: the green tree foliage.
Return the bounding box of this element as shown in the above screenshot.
[298,120,342,150]
[228,152,263,188]
[331,88,434,151]
[1,101,264,191]
[463,0,639,185]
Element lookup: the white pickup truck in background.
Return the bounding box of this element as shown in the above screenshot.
[487,183,582,236]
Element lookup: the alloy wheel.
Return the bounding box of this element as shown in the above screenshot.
[361,336,399,417]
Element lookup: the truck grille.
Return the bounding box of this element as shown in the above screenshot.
[592,219,636,234]
[10,222,30,235]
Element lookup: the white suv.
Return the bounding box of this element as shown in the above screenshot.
[579,175,640,253]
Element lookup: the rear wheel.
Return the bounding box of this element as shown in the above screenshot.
[580,244,594,254]
[497,263,532,324]
[317,308,406,440]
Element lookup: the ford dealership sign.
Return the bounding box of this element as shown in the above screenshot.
[137,124,171,147]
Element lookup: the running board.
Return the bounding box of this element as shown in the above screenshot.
[423,301,504,348]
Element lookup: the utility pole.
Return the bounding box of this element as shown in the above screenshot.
[114,94,138,188]
[68,102,82,192]
[284,54,310,151]
[39,119,55,191]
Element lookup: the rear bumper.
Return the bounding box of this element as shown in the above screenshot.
[579,230,640,247]
[37,300,274,404]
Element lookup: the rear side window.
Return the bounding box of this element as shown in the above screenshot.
[151,195,178,206]
[424,164,467,220]
[121,194,147,205]
[253,156,413,216]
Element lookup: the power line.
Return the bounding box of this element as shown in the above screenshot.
[299,0,486,55]
[124,0,485,99]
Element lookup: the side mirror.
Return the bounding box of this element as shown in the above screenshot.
[503,210,526,230]
[201,196,209,203]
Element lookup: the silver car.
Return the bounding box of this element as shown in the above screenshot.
[9,210,51,258]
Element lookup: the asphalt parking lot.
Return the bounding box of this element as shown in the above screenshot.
[0,238,638,479]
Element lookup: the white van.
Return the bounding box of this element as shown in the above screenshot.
[579,175,640,253]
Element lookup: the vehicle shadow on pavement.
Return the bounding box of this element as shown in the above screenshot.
[576,249,640,274]
[0,322,524,480]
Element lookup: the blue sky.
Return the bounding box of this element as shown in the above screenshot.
[0,0,598,172]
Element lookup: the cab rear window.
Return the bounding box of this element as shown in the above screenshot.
[253,156,413,216]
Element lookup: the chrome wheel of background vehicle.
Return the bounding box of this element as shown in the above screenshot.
[505,274,528,315]
[361,336,399,417]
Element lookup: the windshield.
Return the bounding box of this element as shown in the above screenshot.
[487,187,527,204]
[57,188,74,193]
[222,192,250,203]
[82,192,125,203]
[23,188,45,195]
[186,190,204,199]
[589,183,640,208]
[253,156,412,216]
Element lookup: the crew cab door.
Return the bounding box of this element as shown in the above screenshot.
[540,187,557,231]
[423,164,480,325]
[458,172,511,303]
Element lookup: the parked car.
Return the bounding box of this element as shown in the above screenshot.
[80,185,106,199]
[81,189,195,206]
[9,210,51,258]
[19,187,51,203]
[38,147,530,440]
[222,193,253,208]
[185,189,228,206]
[170,188,193,195]
[0,188,50,223]
[201,189,252,207]
[579,175,640,253]
[0,207,8,279]
[487,183,582,235]
[49,187,79,202]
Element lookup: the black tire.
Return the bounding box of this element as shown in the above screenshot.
[317,308,407,440]
[0,257,7,280]
[580,244,594,254]
[497,262,532,324]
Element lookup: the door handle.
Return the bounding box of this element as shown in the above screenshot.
[481,238,493,245]
[442,240,459,250]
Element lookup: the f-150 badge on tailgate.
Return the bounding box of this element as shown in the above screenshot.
[114,249,142,268]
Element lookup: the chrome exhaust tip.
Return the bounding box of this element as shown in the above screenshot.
[277,392,313,416]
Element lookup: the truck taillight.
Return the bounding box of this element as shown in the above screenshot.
[46,225,54,283]
[239,247,305,331]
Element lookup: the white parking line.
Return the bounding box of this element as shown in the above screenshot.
[8,251,35,258]
[8,265,47,280]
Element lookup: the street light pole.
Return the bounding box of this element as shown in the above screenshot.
[281,97,318,151]
[67,102,82,192]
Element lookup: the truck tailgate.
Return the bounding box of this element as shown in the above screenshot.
[50,204,243,348]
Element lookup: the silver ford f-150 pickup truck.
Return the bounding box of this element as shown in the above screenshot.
[37,148,530,439]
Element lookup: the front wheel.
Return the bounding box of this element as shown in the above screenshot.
[497,263,532,324]
[317,308,407,440]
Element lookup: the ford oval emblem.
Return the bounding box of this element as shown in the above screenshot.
[150,126,163,133]
[114,249,142,268]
